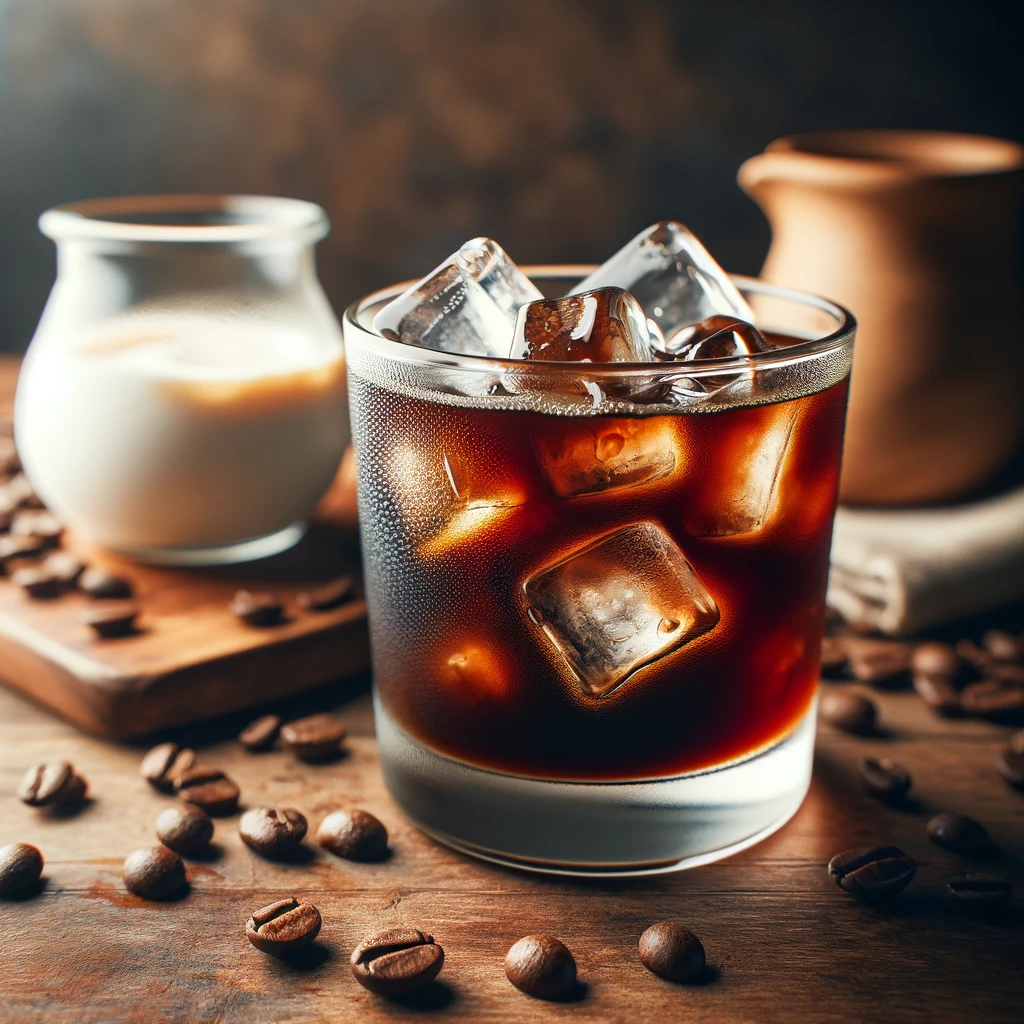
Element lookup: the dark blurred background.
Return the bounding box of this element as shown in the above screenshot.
[0,0,1022,352]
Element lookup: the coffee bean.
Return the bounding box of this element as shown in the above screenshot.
[926,813,991,855]
[638,922,705,983]
[156,806,214,855]
[845,639,912,686]
[994,747,1024,788]
[956,638,993,672]
[351,927,445,997]
[280,714,346,761]
[17,761,87,807]
[504,934,577,999]
[10,511,63,545]
[175,768,240,817]
[960,678,1024,718]
[981,629,1023,662]
[989,661,1024,684]
[828,846,916,899]
[297,576,355,612]
[0,843,43,897]
[819,636,848,676]
[913,674,962,716]
[230,590,284,627]
[123,846,187,899]
[42,551,86,586]
[83,602,139,638]
[0,534,48,565]
[79,568,134,599]
[316,809,388,861]
[858,757,912,802]
[240,807,308,859]
[11,566,61,600]
[819,691,876,734]
[946,874,1012,911]
[911,641,963,681]
[246,898,322,955]
[140,743,196,794]
[239,714,281,751]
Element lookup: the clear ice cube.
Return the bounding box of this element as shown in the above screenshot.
[373,237,542,357]
[533,418,682,497]
[524,521,720,697]
[662,314,770,361]
[571,221,754,337]
[510,287,655,362]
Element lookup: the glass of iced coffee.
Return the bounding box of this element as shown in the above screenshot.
[344,225,854,875]
[16,195,348,564]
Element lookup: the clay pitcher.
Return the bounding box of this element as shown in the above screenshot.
[738,130,1024,506]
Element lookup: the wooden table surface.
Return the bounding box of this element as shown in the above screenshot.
[2,359,1023,1024]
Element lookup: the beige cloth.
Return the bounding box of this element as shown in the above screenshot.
[827,485,1024,636]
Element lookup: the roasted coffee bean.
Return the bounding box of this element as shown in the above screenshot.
[42,551,86,586]
[239,714,281,751]
[240,807,308,859]
[960,678,1024,718]
[17,761,87,806]
[11,566,61,600]
[819,691,876,734]
[297,576,355,612]
[828,846,916,899]
[0,534,48,565]
[316,809,388,861]
[156,805,214,855]
[637,922,705,982]
[176,768,240,817]
[913,673,962,716]
[123,846,186,899]
[140,743,196,794]
[351,927,445,997]
[845,639,912,686]
[280,714,346,761]
[819,636,848,676]
[230,590,284,627]
[858,757,912,801]
[911,641,963,681]
[981,629,1023,662]
[10,511,63,545]
[926,813,991,855]
[994,747,1024,788]
[504,934,577,999]
[83,602,139,638]
[947,874,1012,910]
[246,898,322,955]
[0,843,44,897]
[955,638,993,672]
[989,661,1024,684]
[79,568,134,599]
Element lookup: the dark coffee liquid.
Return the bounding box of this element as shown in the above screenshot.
[353,345,848,781]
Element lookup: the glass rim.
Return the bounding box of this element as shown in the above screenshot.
[38,194,329,245]
[343,266,856,377]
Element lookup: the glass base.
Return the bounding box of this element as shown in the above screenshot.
[109,522,306,567]
[376,695,816,877]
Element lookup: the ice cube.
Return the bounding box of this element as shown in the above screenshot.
[524,521,719,697]
[511,287,655,362]
[661,315,769,361]
[571,221,754,336]
[532,417,682,497]
[373,238,542,357]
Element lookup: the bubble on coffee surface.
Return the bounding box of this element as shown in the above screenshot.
[373,237,542,358]
[523,520,720,697]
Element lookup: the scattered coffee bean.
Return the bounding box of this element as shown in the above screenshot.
[955,638,993,672]
[828,846,916,899]
[994,747,1024,788]
[960,678,1024,718]
[0,843,43,897]
[819,636,849,676]
[926,813,991,855]
[280,714,346,761]
[858,757,912,802]
[140,743,196,794]
[351,927,445,997]
[297,576,355,612]
[246,898,322,955]
[240,807,308,859]
[156,805,214,855]
[504,934,577,999]
[638,922,705,983]
[79,568,134,599]
[913,673,962,716]
[42,551,86,586]
[910,641,963,681]
[0,534,48,565]
[11,566,61,600]
[946,874,1012,911]
[981,629,1023,662]
[82,601,139,638]
[175,768,240,817]
[10,511,63,545]
[17,761,87,807]
[123,846,187,899]
[316,809,388,861]
[819,691,876,734]
[989,661,1024,684]
[238,714,281,752]
[230,590,284,627]
[845,639,912,686]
